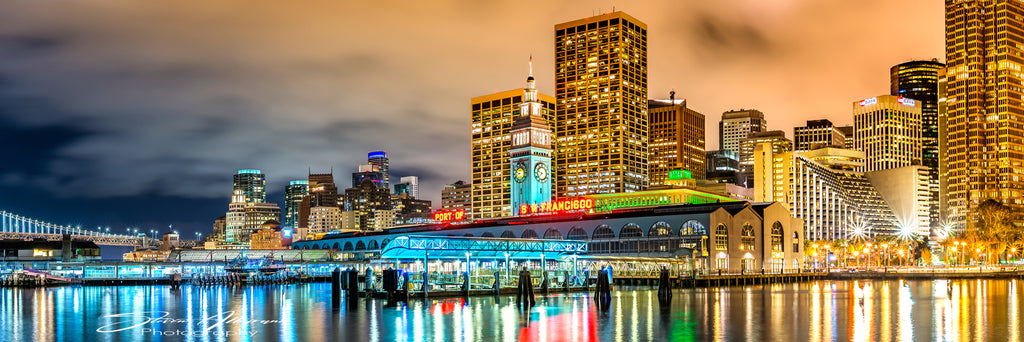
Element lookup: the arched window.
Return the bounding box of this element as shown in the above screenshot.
[381,239,390,248]
[741,223,755,251]
[649,222,674,253]
[501,231,516,238]
[566,227,588,240]
[590,225,614,253]
[681,220,706,250]
[332,242,340,250]
[619,224,644,253]
[355,241,366,251]
[343,242,354,251]
[481,232,495,238]
[715,224,729,251]
[368,240,379,250]
[521,229,539,239]
[771,222,784,252]
[543,228,563,239]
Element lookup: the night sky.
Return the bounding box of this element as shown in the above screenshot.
[0,0,942,242]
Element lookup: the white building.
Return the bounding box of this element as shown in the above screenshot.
[854,95,922,172]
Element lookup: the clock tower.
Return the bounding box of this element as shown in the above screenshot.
[510,58,553,215]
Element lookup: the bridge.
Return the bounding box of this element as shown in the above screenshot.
[0,210,153,247]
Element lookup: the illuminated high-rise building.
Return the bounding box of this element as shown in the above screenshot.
[352,164,385,188]
[393,176,419,198]
[367,151,390,189]
[555,11,648,197]
[940,0,1024,230]
[648,92,706,186]
[510,61,553,215]
[471,87,555,219]
[837,126,855,149]
[738,131,791,188]
[283,180,308,229]
[794,119,845,152]
[232,169,266,203]
[891,59,943,229]
[719,109,766,154]
[442,180,472,213]
[853,95,922,172]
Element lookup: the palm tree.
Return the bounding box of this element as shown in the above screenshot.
[975,199,1020,263]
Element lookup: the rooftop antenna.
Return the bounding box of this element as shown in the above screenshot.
[529,55,533,76]
[670,90,675,102]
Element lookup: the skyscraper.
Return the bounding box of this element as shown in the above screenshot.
[794,119,845,152]
[942,1,1024,230]
[352,164,385,188]
[719,109,767,154]
[232,169,266,203]
[344,178,393,231]
[471,88,555,219]
[393,176,419,198]
[509,62,553,215]
[367,151,390,190]
[891,59,943,229]
[853,95,922,172]
[283,180,308,229]
[555,12,648,197]
[738,131,792,188]
[442,180,472,213]
[648,92,706,186]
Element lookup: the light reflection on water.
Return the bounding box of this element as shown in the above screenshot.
[0,279,1021,341]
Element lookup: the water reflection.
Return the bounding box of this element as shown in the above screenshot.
[0,280,1021,341]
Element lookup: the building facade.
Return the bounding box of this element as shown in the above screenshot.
[719,109,767,154]
[891,60,943,231]
[232,169,266,204]
[941,0,1024,230]
[283,180,308,229]
[344,178,393,231]
[555,12,649,197]
[394,176,420,199]
[351,164,385,189]
[794,119,845,151]
[471,89,555,219]
[294,201,804,273]
[441,180,472,213]
[853,95,922,172]
[738,131,792,188]
[367,151,390,190]
[225,202,281,243]
[648,95,706,186]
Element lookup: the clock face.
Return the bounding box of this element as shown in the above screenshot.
[514,163,527,183]
[534,163,548,182]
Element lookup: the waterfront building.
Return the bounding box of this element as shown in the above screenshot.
[555,11,649,197]
[212,215,225,237]
[351,164,385,189]
[891,59,943,231]
[794,119,845,152]
[939,0,1024,230]
[0,237,101,262]
[393,176,419,199]
[471,89,555,219]
[283,180,308,229]
[367,151,390,190]
[159,231,179,251]
[344,178,393,231]
[648,93,706,186]
[719,109,767,154]
[509,63,554,216]
[738,131,792,188]
[295,200,804,273]
[232,169,266,204]
[755,146,897,240]
[441,180,472,213]
[853,95,922,172]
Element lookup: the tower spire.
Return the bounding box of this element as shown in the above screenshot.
[529,55,533,77]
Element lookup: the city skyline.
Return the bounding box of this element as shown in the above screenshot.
[0,1,942,238]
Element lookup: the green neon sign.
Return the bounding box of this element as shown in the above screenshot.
[668,170,692,180]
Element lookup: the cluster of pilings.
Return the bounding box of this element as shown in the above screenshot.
[0,273,47,288]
